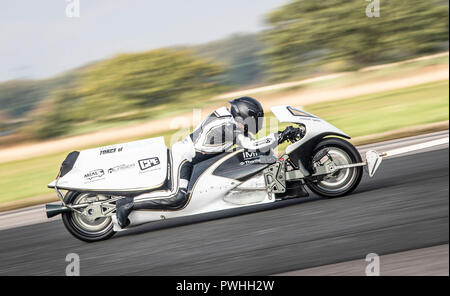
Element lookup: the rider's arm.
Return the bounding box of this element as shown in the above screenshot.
[235,131,279,152]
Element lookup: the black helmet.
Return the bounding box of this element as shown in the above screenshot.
[229,96,264,134]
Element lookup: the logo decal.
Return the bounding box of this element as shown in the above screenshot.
[243,151,259,159]
[138,157,160,171]
[84,169,105,180]
[240,151,260,165]
[253,139,271,147]
[99,146,123,155]
[108,163,135,174]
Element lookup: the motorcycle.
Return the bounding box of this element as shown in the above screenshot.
[45,105,383,242]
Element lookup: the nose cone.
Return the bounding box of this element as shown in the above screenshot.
[47,180,57,188]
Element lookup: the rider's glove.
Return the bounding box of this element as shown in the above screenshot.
[278,126,302,144]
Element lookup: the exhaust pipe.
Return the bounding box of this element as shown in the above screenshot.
[45,203,71,218]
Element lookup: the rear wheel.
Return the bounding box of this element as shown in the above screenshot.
[306,138,363,198]
[62,191,116,242]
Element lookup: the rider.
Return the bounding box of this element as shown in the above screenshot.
[116,96,300,228]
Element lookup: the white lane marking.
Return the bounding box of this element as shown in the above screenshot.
[359,130,448,151]
[0,207,42,218]
[0,207,60,231]
[383,137,449,158]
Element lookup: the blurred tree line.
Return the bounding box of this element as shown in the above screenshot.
[22,49,227,139]
[189,33,267,86]
[263,0,449,81]
[0,0,448,140]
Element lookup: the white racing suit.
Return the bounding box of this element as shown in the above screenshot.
[116,107,279,226]
[175,106,278,186]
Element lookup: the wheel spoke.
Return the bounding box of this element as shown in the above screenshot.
[314,147,356,193]
[71,193,113,235]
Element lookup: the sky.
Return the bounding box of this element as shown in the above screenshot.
[0,0,288,82]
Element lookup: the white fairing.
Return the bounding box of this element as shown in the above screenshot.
[48,137,168,192]
[127,151,273,228]
[271,105,350,154]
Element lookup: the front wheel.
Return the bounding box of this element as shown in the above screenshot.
[62,191,116,242]
[306,137,363,198]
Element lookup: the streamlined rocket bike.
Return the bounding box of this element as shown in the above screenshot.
[46,105,383,242]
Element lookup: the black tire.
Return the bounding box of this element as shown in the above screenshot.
[306,137,363,198]
[62,191,116,242]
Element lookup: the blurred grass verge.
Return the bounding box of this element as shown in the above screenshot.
[0,80,448,211]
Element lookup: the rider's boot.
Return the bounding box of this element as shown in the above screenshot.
[277,181,309,200]
[116,197,134,228]
[298,159,310,177]
[296,184,309,197]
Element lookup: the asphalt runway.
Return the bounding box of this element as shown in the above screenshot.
[278,244,449,276]
[0,144,448,275]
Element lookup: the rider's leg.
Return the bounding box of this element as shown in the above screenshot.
[116,161,193,228]
[132,161,193,210]
[116,137,195,228]
[116,196,134,228]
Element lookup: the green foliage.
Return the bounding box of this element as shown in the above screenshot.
[9,49,227,139]
[190,33,267,86]
[263,0,449,81]
[0,111,9,133]
[30,111,71,139]
[78,49,227,120]
[0,80,50,119]
[0,66,86,119]
[22,90,84,139]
